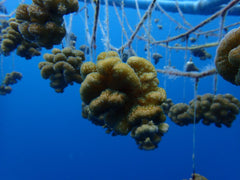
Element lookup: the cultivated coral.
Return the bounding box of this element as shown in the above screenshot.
[215,27,240,85]
[131,121,169,150]
[1,0,79,59]
[161,98,174,115]
[183,173,208,180]
[39,47,85,93]
[191,47,212,60]
[3,71,23,85]
[80,51,168,150]
[168,93,240,127]
[0,85,12,95]
[1,18,23,56]
[0,71,22,95]
[152,53,163,65]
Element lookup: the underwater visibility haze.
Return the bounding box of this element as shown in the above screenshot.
[0,0,240,179]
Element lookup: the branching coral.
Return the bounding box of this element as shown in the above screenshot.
[80,51,168,150]
[1,0,79,59]
[38,47,85,93]
[215,27,240,85]
[168,93,240,127]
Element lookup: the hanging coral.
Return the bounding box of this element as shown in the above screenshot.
[0,71,22,95]
[80,51,168,150]
[1,0,79,59]
[191,47,212,60]
[39,47,85,93]
[215,27,240,85]
[168,93,240,128]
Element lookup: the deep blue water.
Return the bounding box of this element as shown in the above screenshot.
[1,1,240,180]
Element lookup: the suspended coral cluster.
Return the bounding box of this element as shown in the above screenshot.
[168,93,240,128]
[191,47,212,60]
[38,47,85,93]
[161,98,174,114]
[1,0,79,59]
[80,51,168,150]
[0,19,9,45]
[0,71,22,95]
[215,27,240,85]
[152,53,163,65]
[0,17,41,59]
[1,18,21,54]
[183,173,208,180]
[121,48,136,62]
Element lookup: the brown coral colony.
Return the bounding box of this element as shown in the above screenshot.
[0,71,22,95]
[39,47,85,93]
[1,0,79,59]
[1,0,240,153]
[80,51,168,150]
[215,27,240,85]
[168,93,240,128]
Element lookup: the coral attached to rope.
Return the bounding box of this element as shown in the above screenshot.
[0,71,22,95]
[1,0,79,59]
[215,27,240,85]
[39,47,85,93]
[167,93,240,128]
[80,51,168,150]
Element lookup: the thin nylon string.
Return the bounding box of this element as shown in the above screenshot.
[192,78,199,178]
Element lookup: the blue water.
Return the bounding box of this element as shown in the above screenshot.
[1,1,240,179]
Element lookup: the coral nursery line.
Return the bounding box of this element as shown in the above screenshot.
[0,0,240,179]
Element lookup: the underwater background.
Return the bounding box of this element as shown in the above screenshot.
[1,0,240,179]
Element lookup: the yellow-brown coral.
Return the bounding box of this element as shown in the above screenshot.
[168,93,240,127]
[0,85,12,95]
[215,27,240,85]
[3,72,23,85]
[39,47,85,93]
[1,0,79,58]
[80,51,167,150]
[0,71,22,95]
[131,121,169,150]
[1,18,23,56]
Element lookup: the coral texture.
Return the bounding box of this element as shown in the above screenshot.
[1,0,79,59]
[80,51,168,150]
[0,71,22,95]
[215,27,240,85]
[39,47,85,93]
[168,93,240,127]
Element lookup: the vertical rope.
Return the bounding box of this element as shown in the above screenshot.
[163,42,168,90]
[192,77,199,179]
[90,0,100,61]
[64,14,73,47]
[121,0,124,56]
[218,12,227,42]
[105,0,110,51]
[183,35,189,102]
[84,0,91,60]
[147,9,151,61]
[0,54,4,83]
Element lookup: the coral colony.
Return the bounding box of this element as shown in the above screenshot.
[1,1,240,179]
